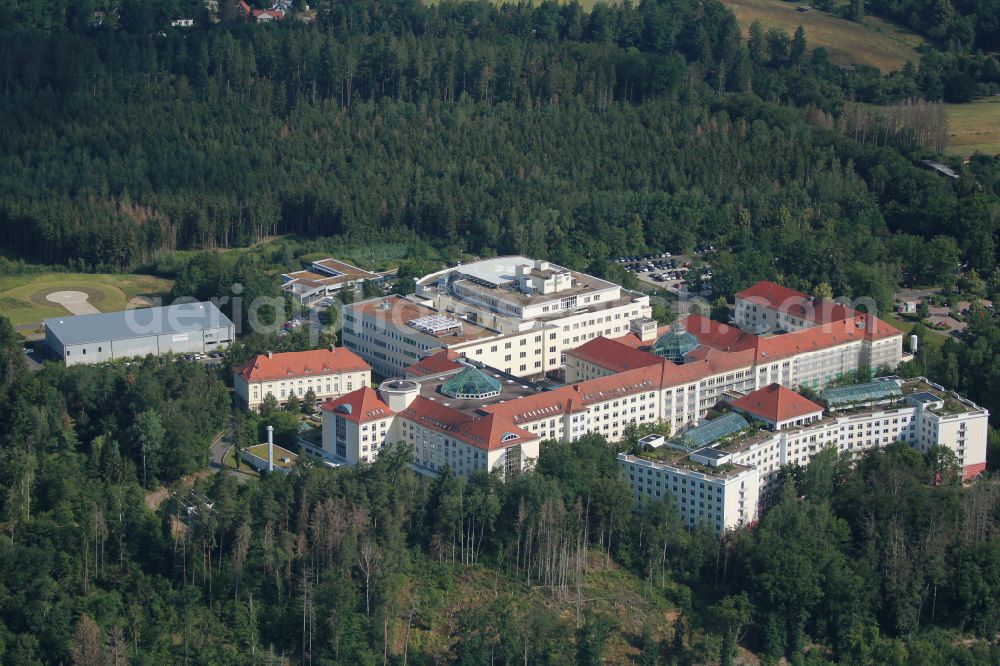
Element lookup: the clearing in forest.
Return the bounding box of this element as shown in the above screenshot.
[944,97,1000,157]
[723,0,922,71]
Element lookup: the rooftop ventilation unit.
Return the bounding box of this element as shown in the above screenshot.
[408,314,463,335]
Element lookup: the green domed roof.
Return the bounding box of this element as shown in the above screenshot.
[653,322,699,362]
[441,366,502,399]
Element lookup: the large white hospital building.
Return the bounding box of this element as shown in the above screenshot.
[314,272,986,532]
[621,377,988,533]
[340,257,652,378]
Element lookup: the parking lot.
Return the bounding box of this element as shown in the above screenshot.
[615,247,716,295]
[21,340,229,371]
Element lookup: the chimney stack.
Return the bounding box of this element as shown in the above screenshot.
[266,425,274,472]
[328,343,334,352]
[266,351,273,359]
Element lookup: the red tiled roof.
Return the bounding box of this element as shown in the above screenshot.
[321,387,393,423]
[484,364,664,425]
[405,350,463,378]
[237,348,370,383]
[487,316,899,428]
[962,462,986,481]
[611,323,672,349]
[728,384,823,423]
[252,8,284,18]
[679,345,757,376]
[681,314,759,352]
[401,396,536,451]
[613,315,761,353]
[735,281,857,325]
[735,281,808,308]
[755,315,900,362]
[859,313,902,341]
[609,309,900,385]
[791,300,855,324]
[566,337,663,372]
[480,388,586,426]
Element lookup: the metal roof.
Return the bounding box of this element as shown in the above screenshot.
[682,413,750,448]
[822,378,902,408]
[44,302,234,346]
[450,256,539,286]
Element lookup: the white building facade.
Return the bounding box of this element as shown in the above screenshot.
[234,347,372,411]
[44,302,235,366]
[619,378,989,534]
[316,372,541,479]
[341,257,651,379]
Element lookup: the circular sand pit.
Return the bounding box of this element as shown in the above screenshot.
[128,295,154,308]
[47,290,101,315]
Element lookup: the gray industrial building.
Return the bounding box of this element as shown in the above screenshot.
[44,301,236,366]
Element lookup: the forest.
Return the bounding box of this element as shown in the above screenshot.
[1,0,1000,662]
[0,0,998,293]
[0,317,998,664]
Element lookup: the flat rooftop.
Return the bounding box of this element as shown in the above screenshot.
[44,301,233,346]
[621,452,753,480]
[282,258,377,289]
[444,256,544,287]
[420,256,619,309]
[450,272,615,306]
[349,296,498,345]
[313,258,376,278]
[283,270,346,285]
[900,378,986,416]
[413,364,544,417]
[245,443,298,469]
[908,391,941,405]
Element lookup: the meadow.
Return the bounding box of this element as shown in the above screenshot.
[944,97,1000,157]
[723,0,923,71]
[0,272,173,329]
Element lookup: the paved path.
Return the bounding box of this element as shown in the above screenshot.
[46,290,100,315]
[144,430,256,509]
[208,430,257,483]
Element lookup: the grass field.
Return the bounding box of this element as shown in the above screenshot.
[944,97,1000,157]
[441,0,922,70]
[885,313,947,350]
[723,0,922,71]
[0,273,173,329]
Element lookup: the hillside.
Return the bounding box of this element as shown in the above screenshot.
[724,0,922,70]
[393,557,683,663]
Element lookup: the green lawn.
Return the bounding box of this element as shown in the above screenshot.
[723,0,922,71]
[944,97,1000,157]
[885,313,947,350]
[223,447,259,476]
[0,272,173,329]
